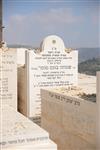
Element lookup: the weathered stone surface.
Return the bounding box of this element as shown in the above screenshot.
[17,48,27,65]
[3,140,57,150]
[18,66,27,116]
[41,85,96,150]
[18,35,78,123]
[0,48,17,110]
[0,104,57,150]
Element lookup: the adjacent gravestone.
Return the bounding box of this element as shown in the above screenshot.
[0,48,17,110]
[97,72,100,149]
[41,87,96,150]
[0,104,57,150]
[17,48,28,66]
[18,35,78,123]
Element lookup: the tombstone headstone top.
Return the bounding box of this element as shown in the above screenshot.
[40,35,65,52]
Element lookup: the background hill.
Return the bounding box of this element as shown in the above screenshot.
[78,58,100,76]
[78,48,100,63]
[8,44,33,49]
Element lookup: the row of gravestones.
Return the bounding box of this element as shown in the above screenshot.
[0,35,100,149]
[1,35,77,123]
[0,35,77,150]
[1,35,71,150]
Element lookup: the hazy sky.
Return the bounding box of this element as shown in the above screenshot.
[3,0,100,48]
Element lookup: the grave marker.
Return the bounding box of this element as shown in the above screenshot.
[0,104,57,150]
[18,35,78,122]
[0,48,17,110]
[41,87,96,150]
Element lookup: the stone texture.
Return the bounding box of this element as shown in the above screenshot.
[18,35,78,123]
[18,66,27,116]
[0,104,57,150]
[17,48,27,65]
[0,48,17,110]
[41,85,96,150]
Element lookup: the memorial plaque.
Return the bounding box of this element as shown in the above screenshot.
[23,35,78,119]
[3,140,57,150]
[18,66,27,115]
[0,48,17,110]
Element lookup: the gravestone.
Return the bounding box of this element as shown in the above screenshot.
[41,86,96,150]
[0,104,57,150]
[0,48,17,110]
[18,35,78,123]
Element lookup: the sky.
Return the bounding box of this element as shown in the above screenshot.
[3,0,100,48]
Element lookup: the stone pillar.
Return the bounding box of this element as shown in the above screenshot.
[97,71,100,149]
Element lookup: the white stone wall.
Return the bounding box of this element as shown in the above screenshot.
[17,48,28,65]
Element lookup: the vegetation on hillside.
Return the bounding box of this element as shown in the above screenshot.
[78,58,100,76]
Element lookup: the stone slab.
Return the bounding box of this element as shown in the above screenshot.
[20,50,78,118]
[0,104,49,148]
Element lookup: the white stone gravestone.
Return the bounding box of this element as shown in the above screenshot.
[18,35,78,123]
[0,48,17,110]
[0,104,57,150]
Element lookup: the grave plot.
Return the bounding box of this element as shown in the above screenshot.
[41,87,96,150]
[0,104,57,150]
[41,75,97,150]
